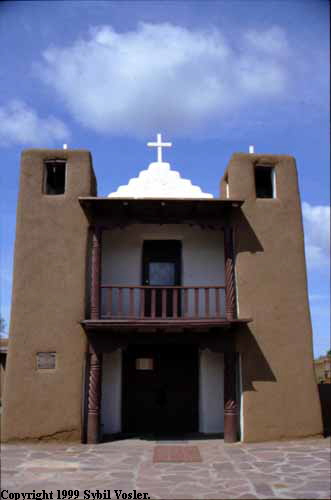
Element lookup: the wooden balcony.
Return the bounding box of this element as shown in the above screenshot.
[100,285,227,321]
[82,284,252,332]
[81,224,252,332]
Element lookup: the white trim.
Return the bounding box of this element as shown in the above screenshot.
[272,167,277,199]
[108,161,213,199]
[199,349,224,433]
[101,349,122,435]
[239,353,244,441]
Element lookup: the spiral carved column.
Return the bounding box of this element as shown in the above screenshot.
[224,226,237,321]
[224,351,238,443]
[87,349,102,444]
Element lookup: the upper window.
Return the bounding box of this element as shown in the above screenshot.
[44,160,66,195]
[224,175,230,199]
[255,165,275,199]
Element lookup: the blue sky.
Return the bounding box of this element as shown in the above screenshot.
[0,0,329,356]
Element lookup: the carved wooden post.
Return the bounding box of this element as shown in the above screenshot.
[224,352,238,443]
[87,347,102,444]
[91,226,102,320]
[224,226,237,321]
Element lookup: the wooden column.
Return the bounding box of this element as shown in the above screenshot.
[87,226,102,443]
[91,225,102,320]
[224,226,237,320]
[224,352,238,443]
[87,347,102,444]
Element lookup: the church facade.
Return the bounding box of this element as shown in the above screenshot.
[2,137,322,443]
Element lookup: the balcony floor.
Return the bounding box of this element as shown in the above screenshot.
[81,317,252,333]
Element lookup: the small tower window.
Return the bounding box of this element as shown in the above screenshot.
[44,160,66,195]
[255,165,275,198]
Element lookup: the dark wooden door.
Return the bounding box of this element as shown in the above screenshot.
[122,345,198,435]
[142,240,181,317]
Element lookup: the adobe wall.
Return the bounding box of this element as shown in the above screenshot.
[2,150,96,441]
[222,153,323,441]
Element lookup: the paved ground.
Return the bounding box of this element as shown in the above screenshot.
[1,437,330,499]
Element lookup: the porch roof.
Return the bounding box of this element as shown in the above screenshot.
[78,197,244,225]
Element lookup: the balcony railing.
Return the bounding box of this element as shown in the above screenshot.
[100,285,228,321]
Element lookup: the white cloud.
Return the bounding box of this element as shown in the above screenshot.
[302,202,330,269]
[243,26,289,54]
[36,23,288,137]
[0,100,70,147]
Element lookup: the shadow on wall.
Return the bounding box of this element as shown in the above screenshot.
[236,325,277,391]
[318,384,331,437]
[232,212,275,391]
[233,211,264,255]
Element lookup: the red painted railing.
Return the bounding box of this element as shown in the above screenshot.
[100,285,227,320]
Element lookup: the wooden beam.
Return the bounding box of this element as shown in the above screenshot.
[81,318,252,331]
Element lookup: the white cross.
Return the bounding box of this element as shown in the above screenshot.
[147,133,172,163]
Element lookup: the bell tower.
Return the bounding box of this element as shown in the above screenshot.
[221,153,322,441]
[2,149,96,441]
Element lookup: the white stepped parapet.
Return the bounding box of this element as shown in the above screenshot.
[108,161,213,199]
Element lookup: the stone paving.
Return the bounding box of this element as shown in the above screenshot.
[1,437,330,499]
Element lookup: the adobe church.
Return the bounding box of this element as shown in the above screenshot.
[2,135,322,443]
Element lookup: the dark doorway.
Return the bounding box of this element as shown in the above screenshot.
[142,240,181,317]
[122,345,198,435]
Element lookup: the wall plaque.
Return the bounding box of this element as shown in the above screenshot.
[36,352,56,370]
[136,358,154,370]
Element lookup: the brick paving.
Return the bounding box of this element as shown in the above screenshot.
[1,437,330,499]
[153,445,202,463]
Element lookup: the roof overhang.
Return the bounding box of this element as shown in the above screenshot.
[81,318,252,334]
[78,197,244,225]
